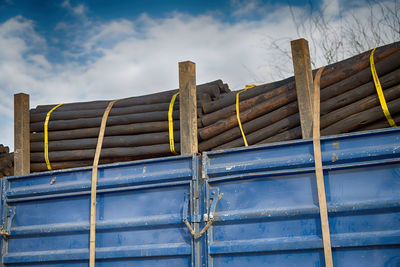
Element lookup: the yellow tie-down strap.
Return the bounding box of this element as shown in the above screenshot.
[169,92,180,154]
[236,84,256,146]
[44,103,63,171]
[370,48,397,127]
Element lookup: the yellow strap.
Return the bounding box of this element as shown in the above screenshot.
[236,84,256,146]
[169,92,180,154]
[370,48,397,127]
[90,100,118,267]
[44,103,63,171]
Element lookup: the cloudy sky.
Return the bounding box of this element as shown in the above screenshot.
[0,0,397,150]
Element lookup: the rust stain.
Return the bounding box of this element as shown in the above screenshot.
[332,153,338,162]
[332,141,340,149]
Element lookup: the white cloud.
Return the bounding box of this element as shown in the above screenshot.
[0,0,398,151]
[62,0,87,16]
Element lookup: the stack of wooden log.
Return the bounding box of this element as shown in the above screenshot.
[198,41,400,151]
[0,145,13,178]
[29,41,400,172]
[30,80,229,172]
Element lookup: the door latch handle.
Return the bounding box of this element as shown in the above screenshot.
[183,188,222,239]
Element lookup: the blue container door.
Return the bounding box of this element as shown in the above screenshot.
[1,155,202,266]
[202,128,400,267]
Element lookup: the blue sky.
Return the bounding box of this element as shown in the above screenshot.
[0,0,397,151]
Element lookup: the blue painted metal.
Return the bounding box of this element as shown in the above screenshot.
[1,127,400,266]
[202,127,400,267]
[1,155,201,266]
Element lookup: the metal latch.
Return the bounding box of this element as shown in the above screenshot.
[0,207,15,238]
[183,188,222,239]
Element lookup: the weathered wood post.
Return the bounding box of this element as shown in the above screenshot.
[291,39,334,267]
[14,93,30,175]
[179,61,198,155]
[291,38,314,138]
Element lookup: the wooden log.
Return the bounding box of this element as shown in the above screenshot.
[199,89,297,140]
[321,84,400,129]
[31,111,203,133]
[14,93,30,175]
[202,76,295,114]
[321,67,400,116]
[319,41,400,89]
[34,80,223,113]
[0,145,9,154]
[30,100,206,123]
[30,131,180,152]
[198,102,298,151]
[201,41,399,115]
[31,143,180,162]
[356,112,400,131]
[321,98,400,135]
[30,109,182,132]
[31,121,181,142]
[214,113,300,150]
[320,49,400,102]
[221,83,231,93]
[291,38,314,138]
[256,126,302,144]
[201,81,296,126]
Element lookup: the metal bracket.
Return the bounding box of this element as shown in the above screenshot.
[0,207,15,238]
[183,188,222,239]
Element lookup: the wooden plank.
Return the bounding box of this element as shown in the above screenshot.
[179,61,198,155]
[313,67,334,267]
[14,93,30,175]
[291,38,314,138]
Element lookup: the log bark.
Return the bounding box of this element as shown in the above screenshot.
[30,131,180,152]
[199,89,297,140]
[30,101,205,123]
[356,113,400,131]
[31,121,181,142]
[34,80,223,113]
[198,102,298,151]
[202,76,295,114]
[321,67,400,116]
[256,126,302,145]
[201,41,399,115]
[319,50,400,102]
[321,84,400,129]
[30,110,182,132]
[31,111,203,133]
[201,81,296,126]
[31,143,180,163]
[321,98,400,135]
[214,113,300,150]
[319,41,400,89]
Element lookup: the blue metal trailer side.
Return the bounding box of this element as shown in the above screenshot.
[1,127,400,266]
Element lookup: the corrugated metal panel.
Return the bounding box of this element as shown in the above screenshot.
[1,155,199,266]
[202,128,400,266]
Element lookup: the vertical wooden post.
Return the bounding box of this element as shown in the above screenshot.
[179,61,198,155]
[14,93,30,175]
[291,38,314,139]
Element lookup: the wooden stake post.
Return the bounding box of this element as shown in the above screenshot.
[14,93,30,175]
[291,38,314,138]
[179,61,198,155]
[291,40,334,267]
